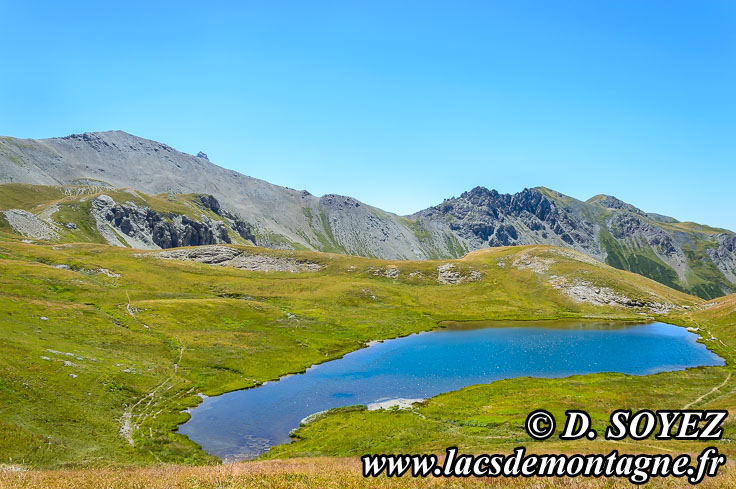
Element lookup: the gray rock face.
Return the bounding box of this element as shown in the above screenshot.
[2,209,59,240]
[605,213,688,281]
[708,234,736,288]
[196,194,256,244]
[91,195,231,249]
[413,187,601,259]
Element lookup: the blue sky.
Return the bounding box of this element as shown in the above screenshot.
[1,1,734,229]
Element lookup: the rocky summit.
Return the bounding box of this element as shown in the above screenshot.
[413,187,735,298]
[1,130,734,298]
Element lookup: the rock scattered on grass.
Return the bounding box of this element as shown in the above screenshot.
[152,245,322,273]
[97,267,121,278]
[367,398,426,411]
[548,276,680,313]
[368,266,400,278]
[511,253,553,273]
[436,263,481,284]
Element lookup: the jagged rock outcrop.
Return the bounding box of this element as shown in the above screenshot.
[708,234,736,289]
[413,187,736,298]
[91,195,230,249]
[413,187,601,258]
[197,194,256,244]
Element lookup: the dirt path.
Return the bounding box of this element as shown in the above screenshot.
[682,372,732,410]
[119,339,186,446]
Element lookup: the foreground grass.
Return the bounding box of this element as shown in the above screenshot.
[3,457,736,489]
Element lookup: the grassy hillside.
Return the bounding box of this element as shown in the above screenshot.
[0,224,707,469]
[583,194,734,300]
[4,457,735,489]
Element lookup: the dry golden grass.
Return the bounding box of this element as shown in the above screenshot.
[2,456,736,489]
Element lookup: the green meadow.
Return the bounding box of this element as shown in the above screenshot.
[2,222,733,469]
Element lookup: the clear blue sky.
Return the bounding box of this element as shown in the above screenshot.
[1,1,734,230]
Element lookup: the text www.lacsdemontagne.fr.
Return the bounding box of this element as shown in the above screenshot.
[362,446,726,485]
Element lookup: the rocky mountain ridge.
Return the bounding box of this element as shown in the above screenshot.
[413,186,735,298]
[1,130,734,298]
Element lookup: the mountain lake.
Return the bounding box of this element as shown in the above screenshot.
[178,320,724,461]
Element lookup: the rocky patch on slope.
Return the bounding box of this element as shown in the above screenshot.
[2,209,59,240]
[436,263,482,284]
[510,249,680,314]
[153,245,323,272]
[547,276,679,314]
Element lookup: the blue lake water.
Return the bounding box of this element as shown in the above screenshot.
[178,320,723,461]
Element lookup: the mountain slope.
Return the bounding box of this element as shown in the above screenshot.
[1,131,734,298]
[411,186,736,299]
[0,132,459,259]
